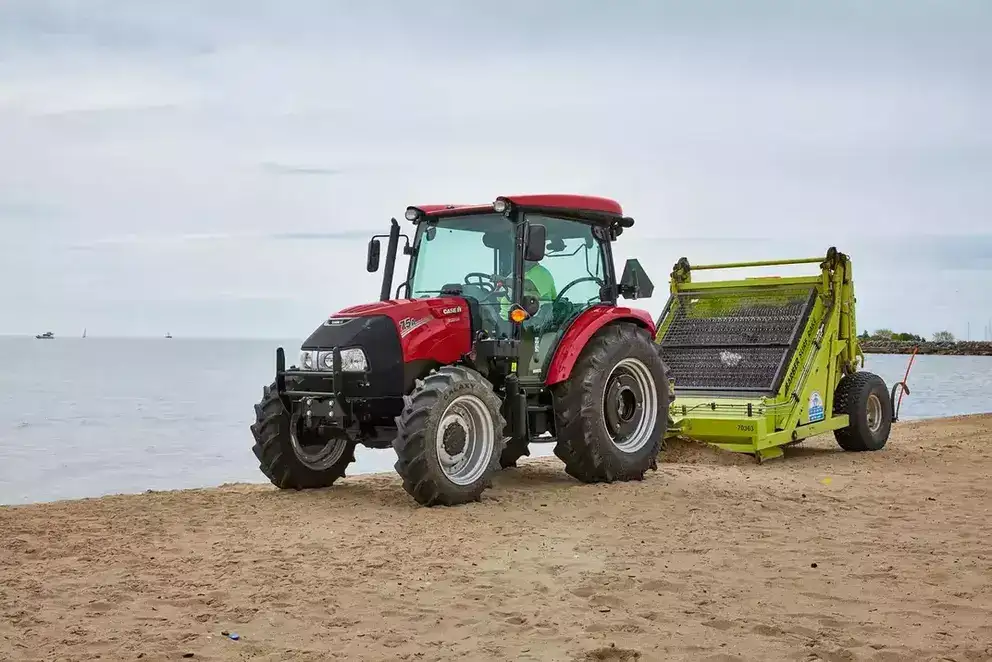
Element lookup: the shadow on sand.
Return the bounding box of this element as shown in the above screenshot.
[247,435,859,510]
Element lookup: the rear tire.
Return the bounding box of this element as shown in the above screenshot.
[393,365,506,506]
[250,382,357,489]
[833,371,891,452]
[552,322,671,483]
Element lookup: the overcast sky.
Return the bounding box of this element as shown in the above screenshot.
[1,0,990,340]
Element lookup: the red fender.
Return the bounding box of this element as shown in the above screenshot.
[544,306,656,386]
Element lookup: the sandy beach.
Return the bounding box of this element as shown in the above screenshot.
[2,414,991,662]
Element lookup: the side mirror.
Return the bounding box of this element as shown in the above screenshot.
[524,224,547,262]
[366,238,381,273]
[619,258,654,300]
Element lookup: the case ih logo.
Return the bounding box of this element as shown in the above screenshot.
[441,306,462,315]
[399,316,431,338]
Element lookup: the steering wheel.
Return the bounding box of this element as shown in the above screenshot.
[551,276,605,309]
[464,272,514,297]
[463,272,496,295]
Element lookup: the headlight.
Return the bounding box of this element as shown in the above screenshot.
[338,347,368,372]
[314,347,368,372]
[299,350,315,370]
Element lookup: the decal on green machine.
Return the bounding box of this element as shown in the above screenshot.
[808,391,825,422]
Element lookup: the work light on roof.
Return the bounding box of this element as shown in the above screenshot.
[493,198,509,214]
[404,207,420,222]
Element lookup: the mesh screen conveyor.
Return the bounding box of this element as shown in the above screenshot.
[655,285,817,394]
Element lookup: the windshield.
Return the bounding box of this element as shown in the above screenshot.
[405,211,609,354]
[409,213,514,298]
[408,213,516,336]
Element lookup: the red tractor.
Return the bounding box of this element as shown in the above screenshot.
[250,194,672,506]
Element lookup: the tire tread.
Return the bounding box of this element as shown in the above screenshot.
[250,381,356,489]
[833,371,891,452]
[552,322,670,483]
[393,365,506,506]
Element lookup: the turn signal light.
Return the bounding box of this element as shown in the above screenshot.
[509,308,529,324]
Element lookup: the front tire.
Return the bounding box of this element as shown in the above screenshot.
[250,382,357,489]
[553,322,671,483]
[393,366,506,506]
[833,371,892,451]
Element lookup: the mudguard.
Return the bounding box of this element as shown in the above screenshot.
[544,305,656,386]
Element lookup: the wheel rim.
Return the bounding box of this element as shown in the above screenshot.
[435,394,496,486]
[290,418,350,470]
[603,357,658,453]
[866,393,882,434]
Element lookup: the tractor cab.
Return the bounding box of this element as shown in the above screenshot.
[366,195,655,383]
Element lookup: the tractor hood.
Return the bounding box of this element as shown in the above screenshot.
[301,297,473,363]
[333,299,411,317]
[301,300,413,350]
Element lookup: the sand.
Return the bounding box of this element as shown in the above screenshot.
[2,415,991,662]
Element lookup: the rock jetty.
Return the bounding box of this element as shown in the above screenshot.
[861,340,992,356]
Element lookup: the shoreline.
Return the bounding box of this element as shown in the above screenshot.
[3,413,992,661]
[2,412,988,510]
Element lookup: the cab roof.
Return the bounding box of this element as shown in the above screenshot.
[408,194,626,227]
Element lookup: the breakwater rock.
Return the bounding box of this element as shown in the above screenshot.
[861,340,992,356]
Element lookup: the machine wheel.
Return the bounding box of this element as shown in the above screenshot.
[250,382,357,489]
[499,438,531,468]
[833,371,892,452]
[552,322,671,483]
[393,365,506,506]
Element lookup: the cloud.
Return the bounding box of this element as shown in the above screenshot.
[269,231,369,241]
[260,163,346,177]
[68,233,242,250]
[0,0,989,338]
[0,199,60,220]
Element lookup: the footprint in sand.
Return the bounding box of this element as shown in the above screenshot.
[575,646,641,661]
[638,579,683,593]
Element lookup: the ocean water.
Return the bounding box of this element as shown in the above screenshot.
[0,336,989,506]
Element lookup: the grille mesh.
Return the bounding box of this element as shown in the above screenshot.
[656,286,816,392]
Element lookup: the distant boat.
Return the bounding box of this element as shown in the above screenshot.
[165,332,173,339]
[35,331,54,339]
[82,328,87,339]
